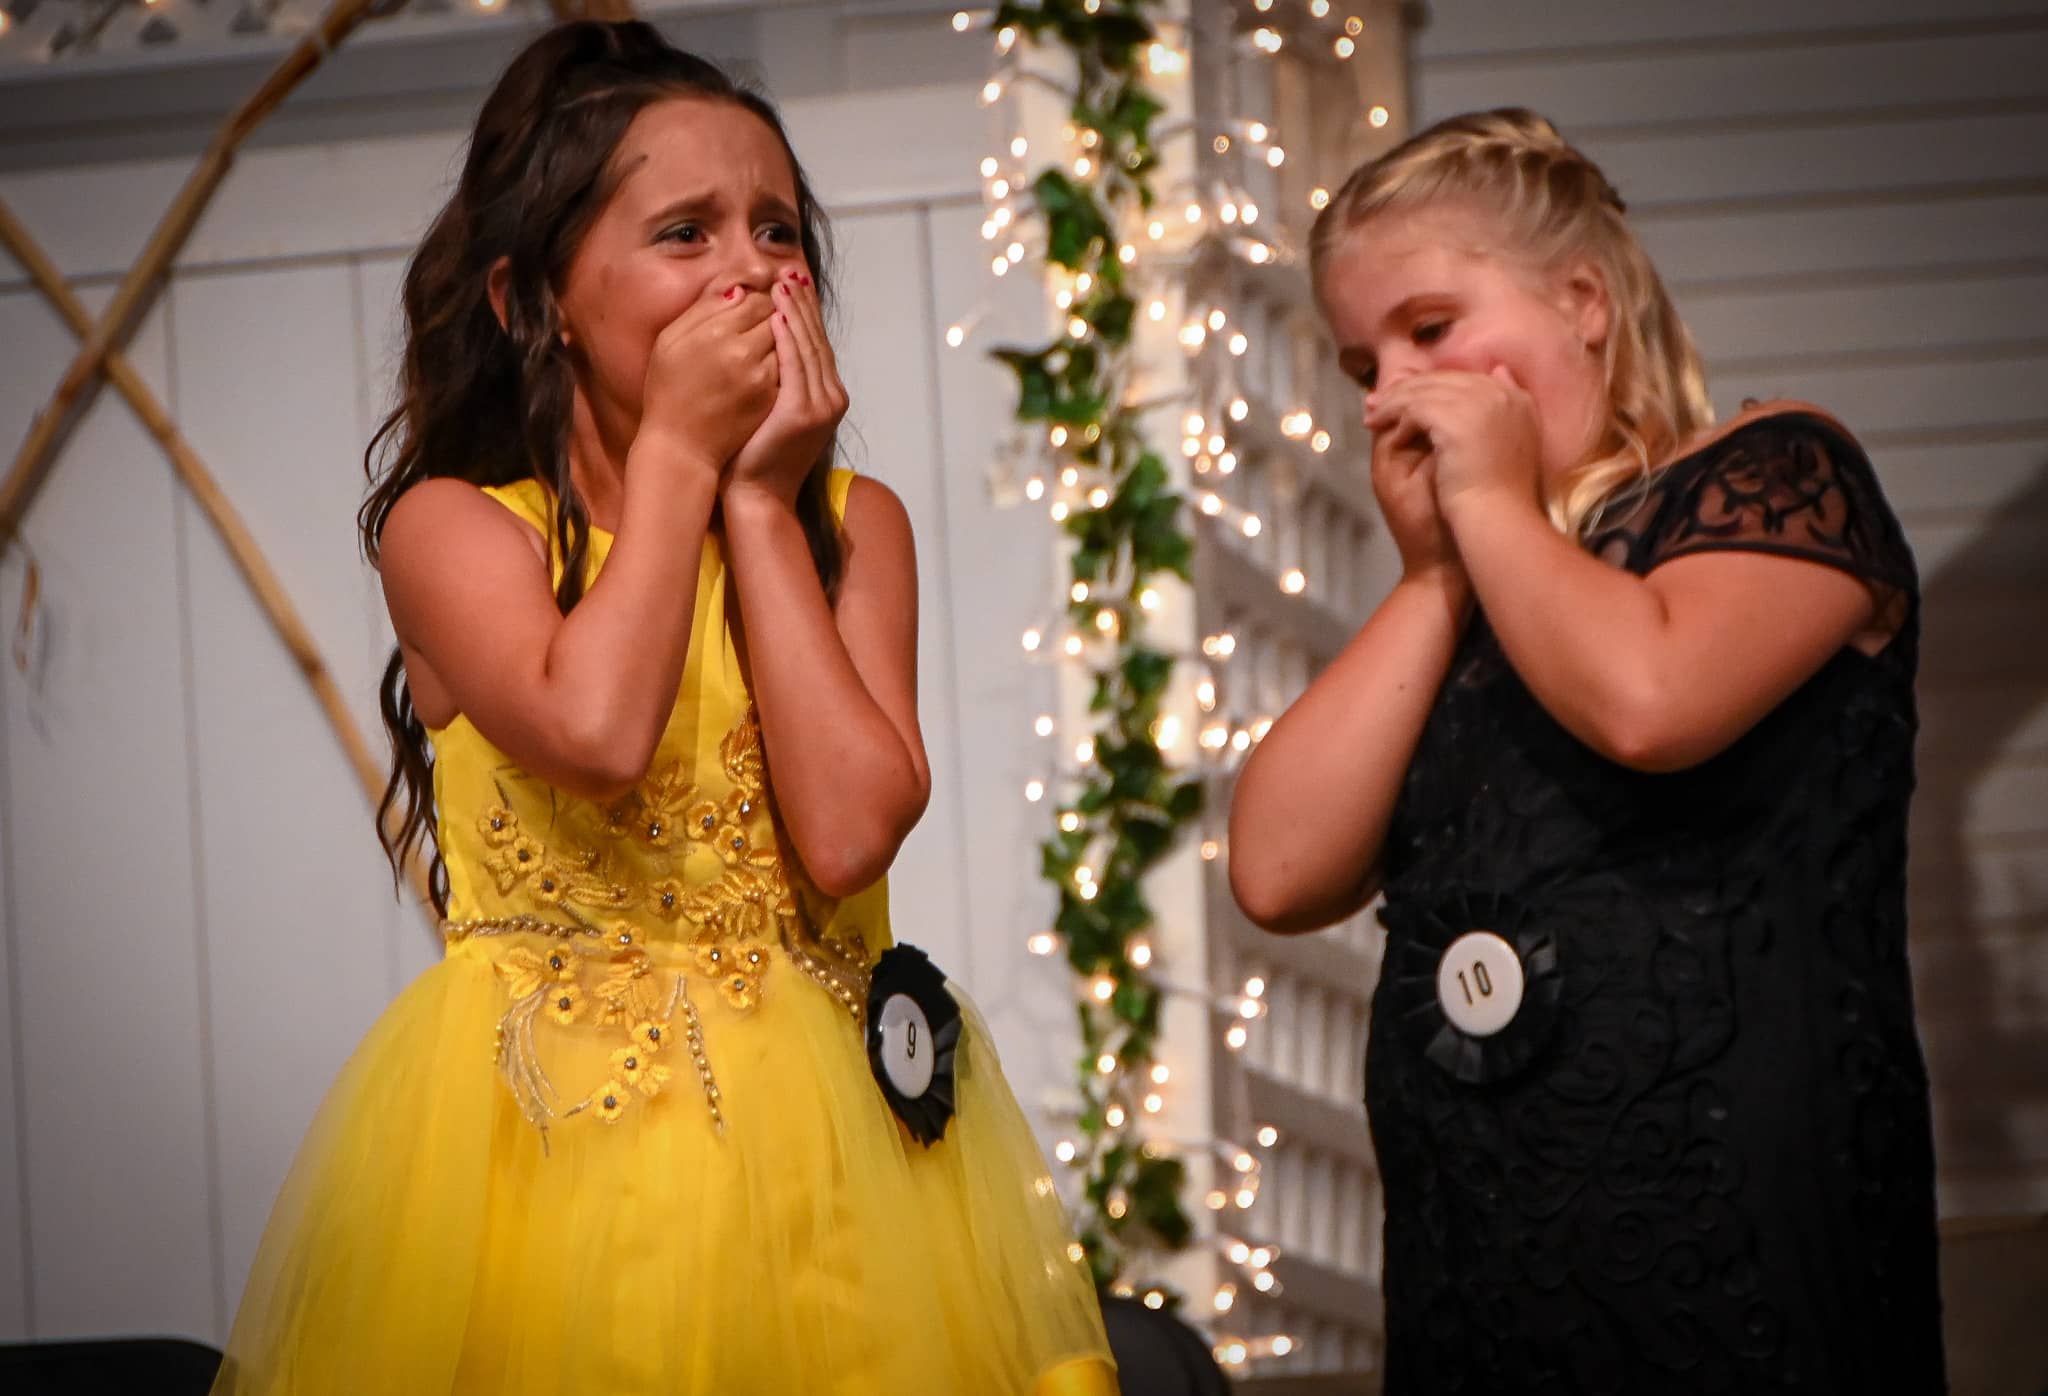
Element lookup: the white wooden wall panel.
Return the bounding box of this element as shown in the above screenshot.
[924,198,1075,1123]
[167,262,406,1320]
[1416,0,2048,55]
[1421,26,2048,126]
[0,600,28,1334]
[348,251,446,999]
[0,289,218,1339]
[829,208,974,983]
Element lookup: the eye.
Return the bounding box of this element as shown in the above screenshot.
[1413,320,1449,346]
[1352,363,1378,391]
[659,223,704,246]
[757,221,800,246]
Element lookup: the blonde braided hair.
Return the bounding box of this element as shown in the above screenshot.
[1310,108,1714,538]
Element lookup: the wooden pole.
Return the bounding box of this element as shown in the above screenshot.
[0,198,436,915]
[0,0,387,546]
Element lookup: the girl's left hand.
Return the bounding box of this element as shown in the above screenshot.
[726,267,848,508]
[1364,366,1542,520]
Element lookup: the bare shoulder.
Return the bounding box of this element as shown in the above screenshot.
[840,472,916,564]
[379,477,547,581]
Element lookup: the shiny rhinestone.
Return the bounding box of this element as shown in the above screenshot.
[648,822,663,839]
[701,814,716,830]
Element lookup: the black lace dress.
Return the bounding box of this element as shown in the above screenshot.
[1369,412,1945,1393]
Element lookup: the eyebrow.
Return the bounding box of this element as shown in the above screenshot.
[642,191,801,234]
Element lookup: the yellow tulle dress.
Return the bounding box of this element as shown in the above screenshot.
[212,472,1117,1395]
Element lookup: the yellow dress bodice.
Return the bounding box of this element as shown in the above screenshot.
[427,472,884,1130]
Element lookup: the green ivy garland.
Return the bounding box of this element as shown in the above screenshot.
[984,0,1202,1297]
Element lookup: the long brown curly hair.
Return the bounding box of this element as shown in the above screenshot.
[360,21,845,911]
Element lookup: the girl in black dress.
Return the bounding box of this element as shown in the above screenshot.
[1228,108,1944,1393]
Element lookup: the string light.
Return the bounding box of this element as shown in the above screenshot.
[1281,568,1307,595]
[1028,932,1059,956]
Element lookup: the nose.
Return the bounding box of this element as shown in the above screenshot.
[1375,345,1430,390]
[724,240,780,296]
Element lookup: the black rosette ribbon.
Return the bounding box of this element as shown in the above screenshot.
[1382,892,1564,1085]
[865,944,963,1146]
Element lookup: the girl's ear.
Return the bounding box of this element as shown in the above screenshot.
[486,257,512,332]
[1556,259,1611,354]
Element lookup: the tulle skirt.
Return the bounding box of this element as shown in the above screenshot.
[211,934,1116,1394]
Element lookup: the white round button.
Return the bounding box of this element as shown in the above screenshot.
[876,993,936,1097]
[1436,931,1525,1038]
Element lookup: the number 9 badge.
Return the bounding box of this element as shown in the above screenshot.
[865,944,963,1145]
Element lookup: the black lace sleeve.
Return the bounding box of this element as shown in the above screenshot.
[1641,412,1918,608]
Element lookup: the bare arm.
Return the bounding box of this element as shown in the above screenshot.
[723,475,930,897]
[379,455,720,801]
[1373,375,1886,772]
[1228,568,1471,933]
[1444,490,1879,772]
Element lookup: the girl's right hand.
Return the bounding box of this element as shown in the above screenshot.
[635,283,778,473]
[1371,415,1462,584]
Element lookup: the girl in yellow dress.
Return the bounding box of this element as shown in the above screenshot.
[211,20,1116,1395]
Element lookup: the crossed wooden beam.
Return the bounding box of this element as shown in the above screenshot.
[0,0,637,914]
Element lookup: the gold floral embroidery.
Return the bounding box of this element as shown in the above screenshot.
[611,1045,672,1098]
[528,862,570,908]
[493,945,575,999]
[595,950,674,1025]
[696,942,768,1011]
[450,709,878,1137]
[544,982,585,1025]
[485,835,546,894]
[449,919,725,1136]
[647,878,688,921]
[479,805,521,847]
